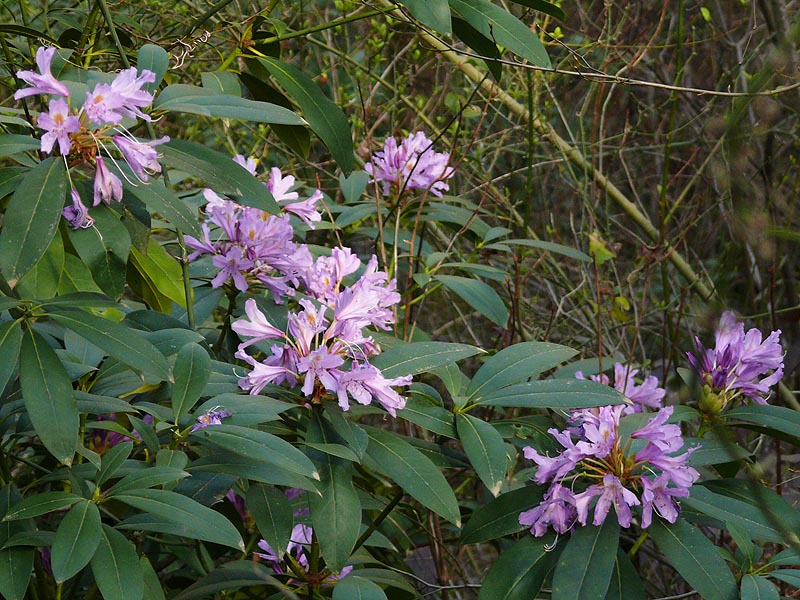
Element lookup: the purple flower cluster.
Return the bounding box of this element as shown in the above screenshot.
[576,363,665,414]
[184,159,323,296]
[13,46,167,228]
[365,132,455,198]
[256,524,353,583]
[519,370,698,536]
[687,311,783,409]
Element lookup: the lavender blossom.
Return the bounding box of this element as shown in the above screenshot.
[38,98,80,155]
[62,190,95,230]
[82,68,155,125]
[92,156,123,206]
[190,408,232,432]
[365,132,455,197]
[14,46,71,100]
[256,524,353,582]
[576,363,665,413]
[113,135,168,181]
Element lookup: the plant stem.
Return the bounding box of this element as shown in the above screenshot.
[352,489,404,553]
[628,530,648,559]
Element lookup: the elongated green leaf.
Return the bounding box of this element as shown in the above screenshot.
[106,468,190,496]
[195,393,294,426]
[399,0,452,33]
[191,453,318,493]
[501,238,591,262]
[0,547,33,600]
[194,424,319,481]
[97,442,133,487]
[400,396,456,438]
[160,140,279,213]
[682,485,786,542]
[456,414,507,496]
[20,329,78,464]
[452,16,502,79]
[16,228,64,299]
[257,57,354,173]
[0,134,40,157]
[122,174,201,237]
[509,0,565,19]
[649,517,737,600]
[0,320,22,394]
[436,274,508,327]
[477,378,623,408]
[308,416,361,570]
[112,489,244,550]
[448,0,551,67]
[604,549,646,600]
[51,501,102,583]
[479,534,559,600]
[0,158,66,287]
[467,342,578,400]
[247,484,293,556]
[128,239,188,309]
[202,71,242,95]
[552,519,619,600]
[2,492,82,521]
[333,575,387,600]
[726,404,800,440]
[47,307,171,381]
[370,341,483,378]
[171,343,211,422]
[91,525,144,600]
[140,556,166,600]
[363,426,460,526]
[0,24,58,44]
[741,574,780,600]
[769,569,800,587]
[461,486,544,544]
[171,561,288,600]
[155,84,305,124]
[138,44,169,92]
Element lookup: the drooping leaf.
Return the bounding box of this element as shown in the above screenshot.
[0,158,66,287]
[2,492,83,521]
[160,140,279,213]
[447,0,551,67]
[112,489,244,551]
[0,134,40,157]
[467,342,578,401]
[96,442,134,487]
[122,174,201,237]
[0,320,22,394]
[90,525,144,600]
[479,534,560,600]
[740,574,780,600]
[726,404,800,441]
[604,549,646,600]
[171,342,211,422]
[137,44,169,92]
[46,307,171,381]
[20,328,79,464]
[15,228,64,299]
[0,547,33,600]
[332,575,388,600]
[461,485,544,544]
[456,413,507,496]
[452,16,502,79]
[170,561,288,600]
[370,341,483,378]
[398,0,452,33]
[476,378,623,408]
[649,517,738,600]
[51,501,102,583]
[257,57,354,173]
[508,0,565,20]
[362,426,460,526]
[128,238,188,310]
[551,519,619,600]
[436,274,508,327]
[501,238,591,262]
[246,484,293,557]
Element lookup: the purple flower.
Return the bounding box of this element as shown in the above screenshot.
[113,135,168,182]
[93,156,123,206]
[233,154,258,175]
[267,167,323,228]
[334,361,411,416]
[14,47,71,100]
[82,68,155,126]
[190,408,232,432]
[62,189,95,230]
[366,132,455,197]
[231,298,286,349]
[576,363,665,413]
[211,247,254,292]
[575,473,640,528]
[519,483,578,537]
[640,474,688,528]
[226,489,249,521]
[38,98,80,155]
[256,524,352,582]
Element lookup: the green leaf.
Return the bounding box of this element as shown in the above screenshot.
[552,519,619,600]
[461,486,544,544]
[154,84,305,124]
[201,71,242,95]
[649,517,737,600]
[170,561,287,600]
[467,342,578,400]
[370,341,483,378]
[3,492,82,521]
[476,378,623,408]
[171,343,211,422]
[682,485,787,542]
[51,501,102,583]
[399,0,452,33]
[726,404,800,440]
[105,468,190,496]
[46,307,171,381]
[308,416,361,570]
[0,158,66,287]
[122,174,201,237]
[112,489,244,551]
[0,24,58,43]
[137,44,169,93]
[20,328,79,464]
[0,134,40,157]
[362,426,460,526]
[333,575,387,600]
[140,556,166,600]
[97,442,133,487]
[338,170,369,202]
[501,238,591,261]
[741,574,780,600]
[604,549,646,600]
[400,395,456,438]
[0,547,33,600]
[16,228,64,299]
[246,484,293,557]
[0,320,22,394]
[194,424,319,481]
[91,525,144,600]
[768,569,800,587]
[436,274,508,327]
[194,393,294,426]
[257,57,354,173]
[479,534,559,600]
[190,453,318,493]
[128,238,188,310]
[452,16,502,79]
[447,0,551,67]
[160,140,279,213]
[508,0,565,19]
[456,413,507,496]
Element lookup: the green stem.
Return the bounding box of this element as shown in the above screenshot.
[95,0,130,67]
[255,7,394,48]
[627,530,648,559]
